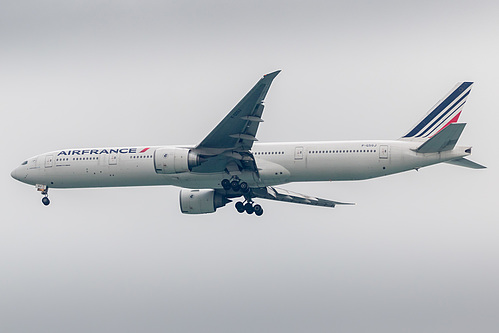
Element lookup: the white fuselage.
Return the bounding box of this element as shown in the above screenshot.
[11,140,470,190]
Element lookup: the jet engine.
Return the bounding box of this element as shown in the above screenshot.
[154,148,201,174]
[179,189,230,214]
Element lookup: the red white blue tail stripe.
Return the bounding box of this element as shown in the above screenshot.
[403,82,473,139]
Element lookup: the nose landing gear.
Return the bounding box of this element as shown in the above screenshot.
[42,196,50,206]
[36,184,50,206]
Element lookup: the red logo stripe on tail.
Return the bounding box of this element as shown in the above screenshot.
[429,111,462,138]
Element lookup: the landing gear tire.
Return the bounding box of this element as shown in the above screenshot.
[254,204,263,216]
[230,180,240,192]
[42,197,50,206]
[221,179,231,191]
[235,201,245,213]
[239,182,249,193]
[244,202,254,214]
[235,200,263,216]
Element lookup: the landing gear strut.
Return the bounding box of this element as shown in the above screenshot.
[36,184,50,206]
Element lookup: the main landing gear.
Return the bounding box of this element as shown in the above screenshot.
[221,178,263,216]
[221,178,249,193]
[235,200,263,216]
[36,184,50,206]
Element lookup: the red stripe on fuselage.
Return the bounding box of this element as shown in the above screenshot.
[140,148,150,153]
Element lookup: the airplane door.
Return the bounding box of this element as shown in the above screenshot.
[294,146,304,160]
[379,145,389,159]
[44,155,53,168]
[109,153,118,165]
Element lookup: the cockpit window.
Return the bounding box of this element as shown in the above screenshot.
[21,161,28,165]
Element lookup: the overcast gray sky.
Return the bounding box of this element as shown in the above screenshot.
[1,1,498,332]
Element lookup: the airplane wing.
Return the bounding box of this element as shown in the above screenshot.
[195,70,281,154]
[251,186,355,208]
[190,71,280,174]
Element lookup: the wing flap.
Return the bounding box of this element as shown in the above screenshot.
[252,186,355,208]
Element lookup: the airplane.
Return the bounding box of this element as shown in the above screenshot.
[11,70,485,216]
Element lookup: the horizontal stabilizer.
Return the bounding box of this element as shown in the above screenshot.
[252,186,355,208]
[445,157,486,169]
[416,123,466,153]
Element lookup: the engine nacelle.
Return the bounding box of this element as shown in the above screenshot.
[179,189,229,214]
[154,147,201,174]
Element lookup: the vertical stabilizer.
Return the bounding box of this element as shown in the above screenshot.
[402,82,473,139]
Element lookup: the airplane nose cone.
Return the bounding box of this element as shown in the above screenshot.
[11,168,21,181]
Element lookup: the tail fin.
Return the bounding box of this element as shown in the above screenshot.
[402,82,473,139]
